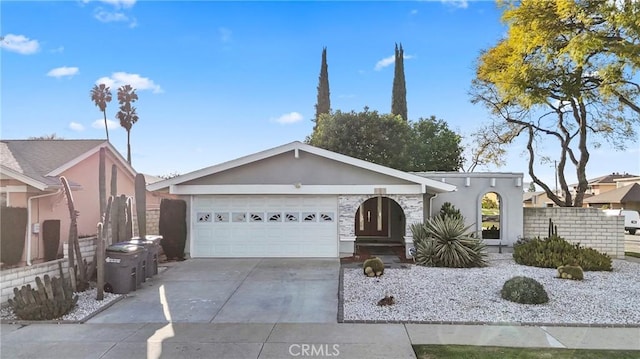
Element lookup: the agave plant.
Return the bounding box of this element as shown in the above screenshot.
[411,216,487,268]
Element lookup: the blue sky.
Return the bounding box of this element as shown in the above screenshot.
[2,0,638,186]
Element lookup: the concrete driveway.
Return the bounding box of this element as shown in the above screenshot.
[87,258,340,324]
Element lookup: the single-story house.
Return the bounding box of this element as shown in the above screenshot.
[583,183,640,212]
[149,142,524,258]
[0,139,162,266]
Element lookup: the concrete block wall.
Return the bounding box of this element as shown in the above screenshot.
[523,207,625,258]
[146,208,160,235]
[1,236,98,304]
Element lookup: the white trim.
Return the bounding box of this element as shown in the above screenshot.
[47,142,136,179]
[1,185,28,193]
[148,141,456,193]
[0,166,49,190]
[170,184,425,195]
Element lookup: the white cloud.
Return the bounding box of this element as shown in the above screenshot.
[273,112,303,124]
[374,55,395,71]
[0,34,40,55]
[374,54,415,71]
[441,0,469,9]
[219,27,232,43]
[50,46,64,53]
[47,66,79,78]
[95,72,163,93]
[98,0,136,8]
[69,122,85,131]
[92,119,120,130]
[94,7,129,22]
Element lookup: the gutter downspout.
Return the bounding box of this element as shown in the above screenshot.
[429,193,438,218]
[26,189,62,266]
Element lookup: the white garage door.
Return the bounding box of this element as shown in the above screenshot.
[191,195,338,257]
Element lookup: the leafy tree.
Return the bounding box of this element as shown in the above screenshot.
[481,196,498,209]
[90,84,113,141]
[28,133,63,140]
[307,108,412,170]
[116,85,139,164]
[307,109,463,171]
[391,43,407,121]
[409,116,463,171]
[314,47,330,128]
[528,182,536,192]
[471,0,640,207]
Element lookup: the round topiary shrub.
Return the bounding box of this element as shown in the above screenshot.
[362,257,385,277]
[501,276,549,304]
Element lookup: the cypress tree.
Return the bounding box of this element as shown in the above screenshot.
[391,43,407,121]
[314,47,330,128]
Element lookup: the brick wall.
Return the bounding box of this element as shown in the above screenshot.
[1,236,97,304]
[523,207,625,258]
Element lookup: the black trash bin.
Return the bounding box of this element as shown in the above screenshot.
[104,244,144,294]
[130,235,162,278]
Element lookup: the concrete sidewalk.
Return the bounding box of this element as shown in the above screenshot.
[2,322,639,358]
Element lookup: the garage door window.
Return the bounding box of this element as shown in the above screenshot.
[268,213,282,222]
[233,212,246,222]
[320,213,334,222]
[197,212,212,222]
[215,213,229,222]
[250,213,264,222]
[285,213,298,222]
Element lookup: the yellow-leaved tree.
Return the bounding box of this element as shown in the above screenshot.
[471,0,640,206]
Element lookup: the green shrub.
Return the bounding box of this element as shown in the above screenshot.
[0,207,28,265]
[557,265,584,280]
[438,202,463,221]
[411,216,487,268]
[363,257,384,277]
[501,276,549,304]
[513,235,612,271]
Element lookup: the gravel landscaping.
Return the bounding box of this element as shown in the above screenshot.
[0,289,122,323]
[341,253,640,325]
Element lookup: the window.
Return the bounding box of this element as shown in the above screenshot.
[197,212,212,223]
[302,212,317,222]
[285,213,298,222]
[232,212,246,222]
[215,212,229,222]
[319,212,334,222]
[268,212,282,222]
[249,213,264,222]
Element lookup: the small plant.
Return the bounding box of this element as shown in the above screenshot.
[557,265,584,280]
[513,235,612,271]
[438,202,463,221]
[363,257,385,277]
[8,274,78,320]
[411,216,487,268]
[501,276,549,305]
[377,295,395,306]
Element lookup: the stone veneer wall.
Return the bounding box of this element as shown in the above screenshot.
[1,236,97,304]
[523,207,625,259]
[338,194,423,257]
[146,208,160,235]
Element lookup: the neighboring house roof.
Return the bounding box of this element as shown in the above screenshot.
[142,173,164,185]
[148,141,457,194]
[571,173,639,187]
[523,191,545,203]
[583,183,640,204]
[0,139,135,191]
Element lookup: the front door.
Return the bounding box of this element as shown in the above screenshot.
[356,197,389,237]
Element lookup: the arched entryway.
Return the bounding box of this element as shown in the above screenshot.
[354,196,405,254]
[481,192,501,240]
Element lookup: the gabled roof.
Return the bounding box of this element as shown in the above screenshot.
[583,183,640,204]
[571,173,639,187]
[0,139,136,191]
[148,141,456,193]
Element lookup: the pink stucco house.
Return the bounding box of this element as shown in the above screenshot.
[0,139,163,267]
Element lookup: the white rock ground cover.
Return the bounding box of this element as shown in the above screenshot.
[0,288,122,322]
[342,254,640,325]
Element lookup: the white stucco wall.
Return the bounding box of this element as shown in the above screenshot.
[415,172,524,246]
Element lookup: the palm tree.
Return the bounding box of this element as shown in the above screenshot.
[116,85,139,164]
[90,84,113,140]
